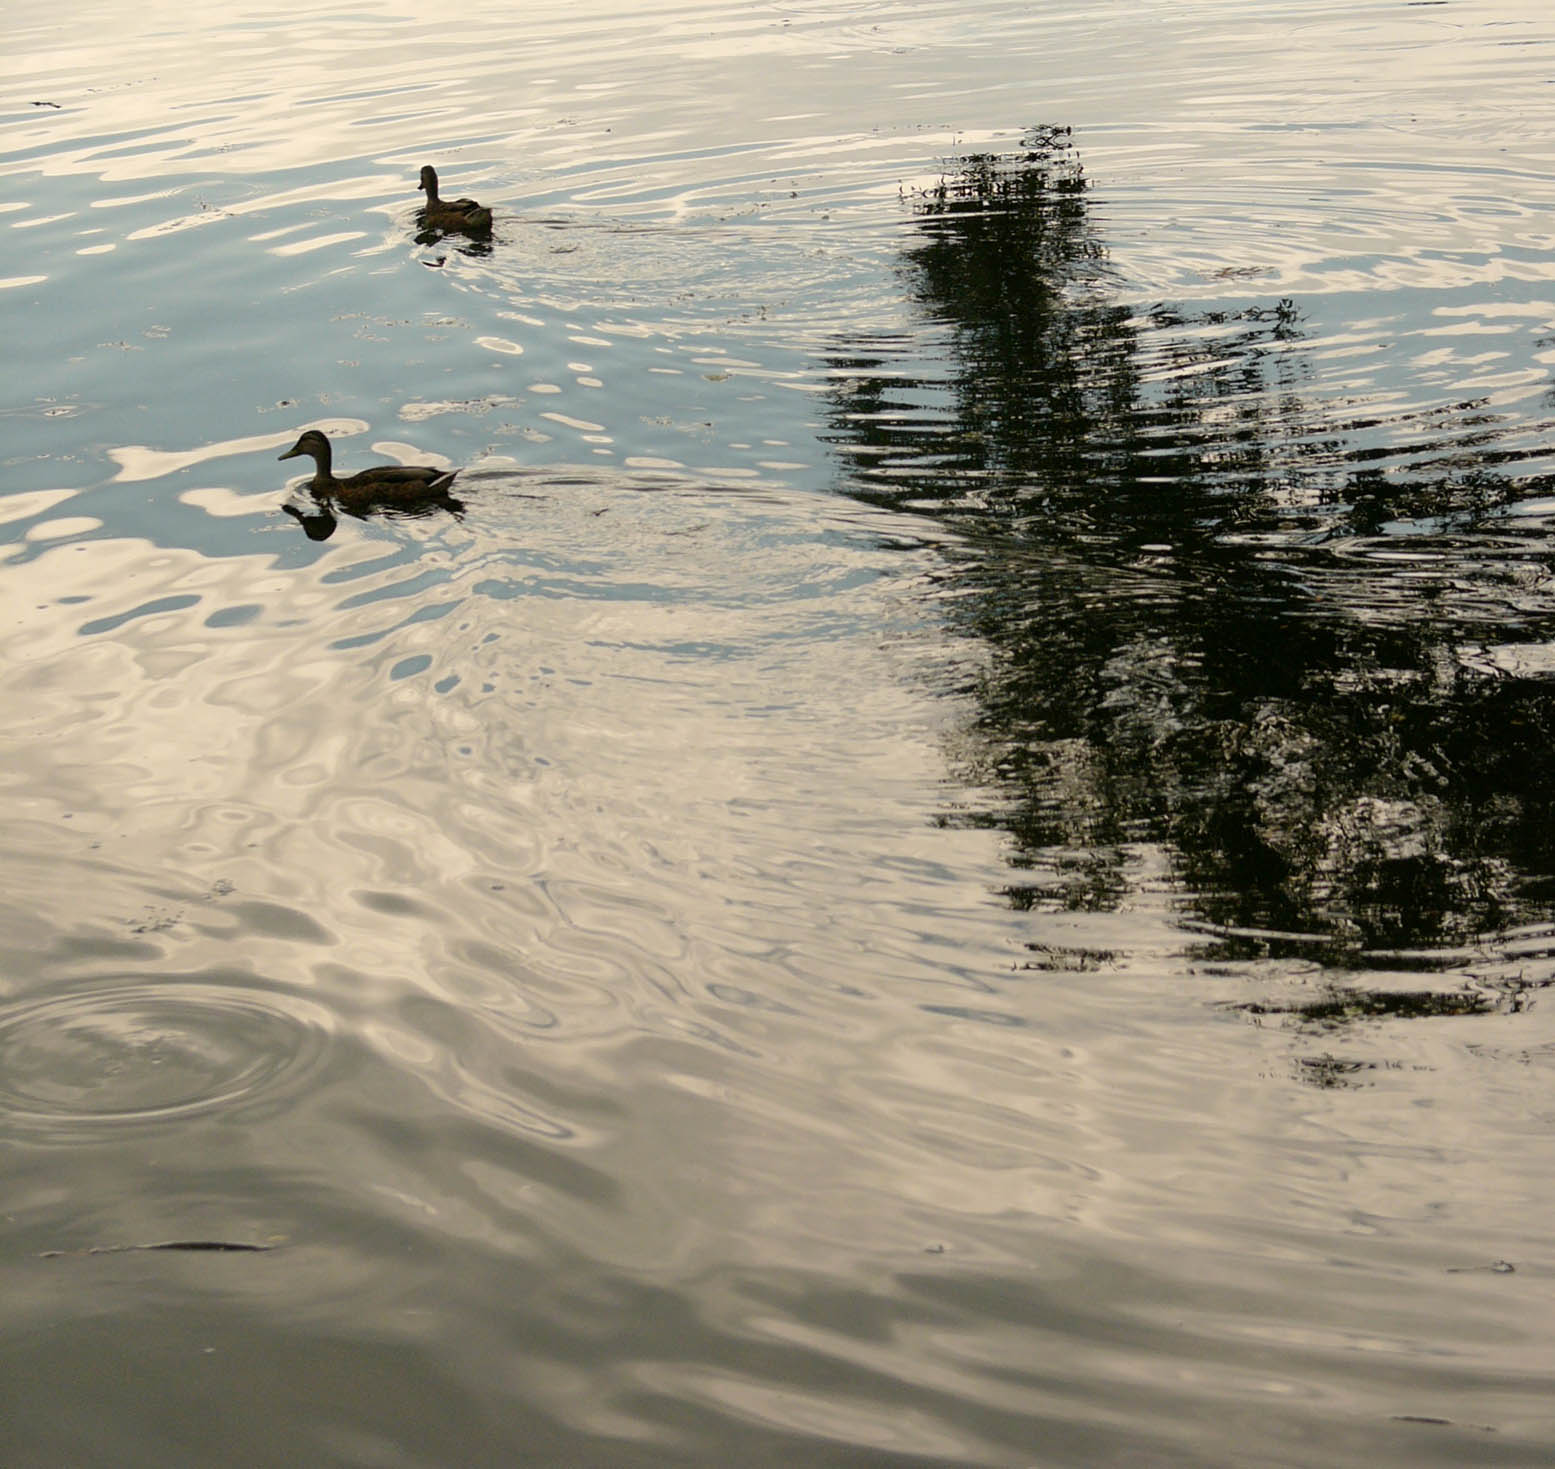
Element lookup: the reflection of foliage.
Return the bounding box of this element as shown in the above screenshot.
[1292,1054,1377,1089]
[1246,987,1497,1025]
[825,128,1555,961]
[908,125,1098,363]
[1240,979,1533,1086]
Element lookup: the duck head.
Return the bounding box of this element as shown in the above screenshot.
[279,429,331,466]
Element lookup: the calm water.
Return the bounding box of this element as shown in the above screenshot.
[5,0,1555,1463]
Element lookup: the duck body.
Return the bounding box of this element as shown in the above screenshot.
[417,164,492,234]
[279,429,463,517]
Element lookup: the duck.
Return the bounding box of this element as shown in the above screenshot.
[416,165,493,234]
[278,429,463,518]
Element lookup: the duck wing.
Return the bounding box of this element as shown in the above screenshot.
[430,200,493,232]
[337,465,458,493]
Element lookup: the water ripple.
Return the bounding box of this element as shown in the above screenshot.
[0,974,333,1142]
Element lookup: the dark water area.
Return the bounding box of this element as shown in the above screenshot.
[842,125,1555,960]
[5,0,1555,1464]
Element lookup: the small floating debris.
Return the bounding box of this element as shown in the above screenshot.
[1391,1415,1496,1433]
[37,1240,279,1258]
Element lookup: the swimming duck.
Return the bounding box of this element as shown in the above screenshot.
[416,165,493,234]
[278,429,463,517]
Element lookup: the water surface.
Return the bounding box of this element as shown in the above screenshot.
[4,0,1555,1464]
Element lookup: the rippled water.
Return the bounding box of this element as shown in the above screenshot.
[5,0,1555,1464]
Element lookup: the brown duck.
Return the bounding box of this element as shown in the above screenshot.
[416,165,493,234]
[278,429,462,516]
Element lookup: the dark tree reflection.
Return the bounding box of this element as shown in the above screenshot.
[827,127,1555,959]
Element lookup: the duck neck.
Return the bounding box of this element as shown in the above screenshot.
[307,437,334,487]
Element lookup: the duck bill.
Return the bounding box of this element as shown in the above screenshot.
[278,446,302,461]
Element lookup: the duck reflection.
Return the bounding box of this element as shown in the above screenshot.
[280,498,340,541]
[278,428,465,541]
[415,236,494,261]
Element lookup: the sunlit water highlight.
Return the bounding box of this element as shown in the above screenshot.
[4,0,1555,1464]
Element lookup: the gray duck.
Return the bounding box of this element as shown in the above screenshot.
[417,165,493,234]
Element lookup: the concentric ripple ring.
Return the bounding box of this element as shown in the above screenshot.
[0,976,334,1143]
